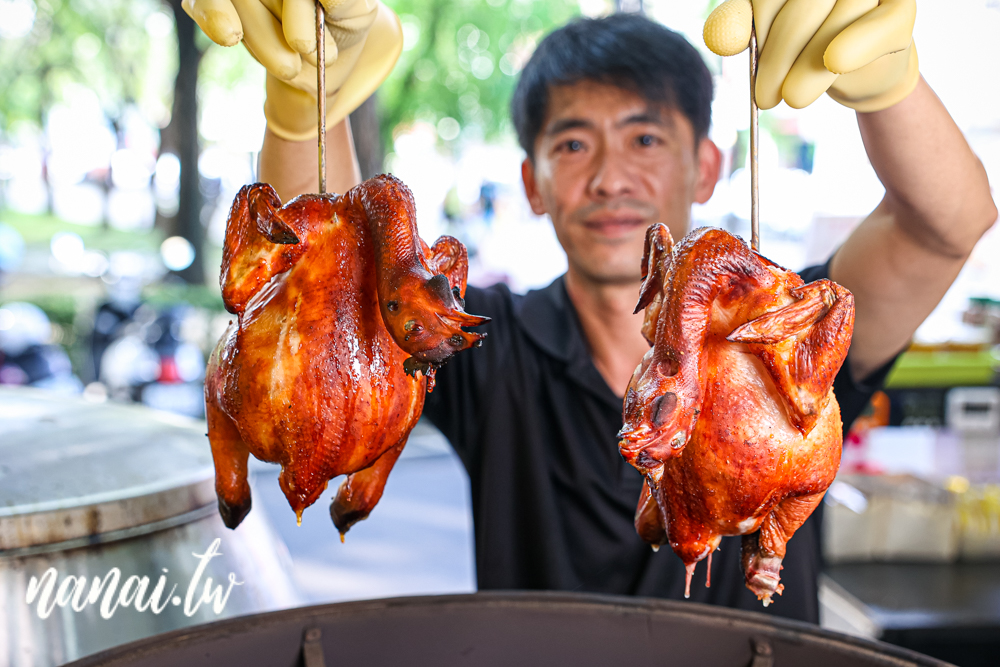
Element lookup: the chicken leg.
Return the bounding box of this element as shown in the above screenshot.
[205,396,252,529]
[330,439,406,538]
[741,492,826,605]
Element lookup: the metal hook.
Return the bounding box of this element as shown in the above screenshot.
[316,1,327,194]
[749,22,760,253]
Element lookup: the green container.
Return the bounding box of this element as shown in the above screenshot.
[885,348,1000,388]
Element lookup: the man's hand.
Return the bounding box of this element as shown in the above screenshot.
[263,2,402,142]
[183,0,402,141]
[704,0,919,112]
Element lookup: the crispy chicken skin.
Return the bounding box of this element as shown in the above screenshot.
[206,174,487,536]
[619,225,854,605]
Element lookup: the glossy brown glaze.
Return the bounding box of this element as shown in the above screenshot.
[206,174,487,535]
[619,226,854,606]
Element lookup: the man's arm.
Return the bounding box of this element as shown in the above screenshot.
[259,120,363,203]
[831,77,997,380]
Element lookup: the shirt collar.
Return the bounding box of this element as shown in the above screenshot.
[514,275,575,362]
[514,275,623,412]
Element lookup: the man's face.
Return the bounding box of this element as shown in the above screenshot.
[522,80,720,286]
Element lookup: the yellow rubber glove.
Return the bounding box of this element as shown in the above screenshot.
[264,2,402,141]
[183,0,402,141]
[280,0,374,67]
[183,0,302,78]
[704,0,919,112]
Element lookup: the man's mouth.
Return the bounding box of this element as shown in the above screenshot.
[582,216,648,238]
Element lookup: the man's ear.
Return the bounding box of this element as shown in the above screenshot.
[694,138,722,205]
[521,158,547,215]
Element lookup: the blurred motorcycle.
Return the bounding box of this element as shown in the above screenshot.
[95,303,207,417]
[0,302,83,394]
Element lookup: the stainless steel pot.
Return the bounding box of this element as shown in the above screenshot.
[0,387,302,666]
[63,592,953,667]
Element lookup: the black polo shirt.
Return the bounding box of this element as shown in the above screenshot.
[423,260,895,623]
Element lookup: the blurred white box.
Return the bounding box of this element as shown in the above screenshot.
[824,474,958,563]
[955,482,1000,560]
[865,427,937,477]
[947,387,1000,435]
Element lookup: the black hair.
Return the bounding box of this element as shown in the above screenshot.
[511,13,714,160]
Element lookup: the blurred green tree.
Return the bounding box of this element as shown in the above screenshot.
[0,0,217,282]
[0,0,162,221]
[1,0,589,283]
[379,0,580,149]
[0,0,159,132]
[160,0,206,283]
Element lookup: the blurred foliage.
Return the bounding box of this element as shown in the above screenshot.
[0,0,254,136]
[1,209,162,252]
[380,0,580,147]
[0,0,168,131]
[1,0,585,146]
[145,281,224,310]
[0,292,79,329]
[198,31,259,91]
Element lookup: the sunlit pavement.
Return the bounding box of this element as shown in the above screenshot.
[249,419,477,604]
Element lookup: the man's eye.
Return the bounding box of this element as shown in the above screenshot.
[638,134,659,147]
[561,139,584,152]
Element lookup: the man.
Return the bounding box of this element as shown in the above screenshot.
[188,3,996,622]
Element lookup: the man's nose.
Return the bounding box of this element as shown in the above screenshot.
[587,145,634,199]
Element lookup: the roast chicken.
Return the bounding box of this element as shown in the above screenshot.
[619,225,854,605]
[205,174,488,535]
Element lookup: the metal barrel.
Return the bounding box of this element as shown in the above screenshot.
[65,592,952,667]
[0,387,301,666]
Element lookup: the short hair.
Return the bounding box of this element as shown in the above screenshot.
[511,13,714,161]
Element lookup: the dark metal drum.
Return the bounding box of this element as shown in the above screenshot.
[64,592,951,667]
[0,387,301,666]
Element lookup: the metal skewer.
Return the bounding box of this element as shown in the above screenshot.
[749,23,760,253]
[316,0,327,194]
